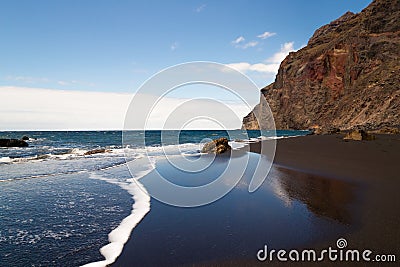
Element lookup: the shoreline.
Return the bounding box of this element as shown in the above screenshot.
[249,134,400,256]
[191,133,400,266]
[113,149,357,266]
[111,133,400,266]
[249,133,400,182]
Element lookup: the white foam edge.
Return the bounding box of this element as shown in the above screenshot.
[81,170,152,267]
[228,141,248,150]
[0,156,12,163]
[180,152,209,157]
[258,135,304,140]
[2,143,202,165]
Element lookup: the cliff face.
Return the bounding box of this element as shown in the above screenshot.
[242,0,400,130]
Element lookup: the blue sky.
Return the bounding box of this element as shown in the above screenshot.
[0,0,371,91]
[0,0,371,130]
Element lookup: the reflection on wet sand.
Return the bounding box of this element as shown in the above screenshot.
[115,152,359,266]
[268,167,356,224]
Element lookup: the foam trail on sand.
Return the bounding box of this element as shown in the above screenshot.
[258,135,304,140]
[81,171,152,267]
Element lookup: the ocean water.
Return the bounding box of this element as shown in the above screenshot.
[0,130,309,266]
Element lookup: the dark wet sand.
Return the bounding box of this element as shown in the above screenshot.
[248,134,400,265]
[114,134,400,266]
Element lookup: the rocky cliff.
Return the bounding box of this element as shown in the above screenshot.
[242,0,400,131]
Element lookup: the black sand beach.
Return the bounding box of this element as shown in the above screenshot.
[250,134,400,264]
[113,134,400,266]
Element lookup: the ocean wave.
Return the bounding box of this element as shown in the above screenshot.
[1,139,263,166]
[0,143,200,165]
[0,144,197,185]
[0,157,135,183]
[258,135,304,140]
[228,141,248,150]
[82,168,152,267]
[28,137,46,142]
[0,156,12,164]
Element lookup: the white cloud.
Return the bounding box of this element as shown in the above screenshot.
[0,86,130,130]
[3,75,96,88]
[227,41,296,75]
[145,98,250,130]
[4,75,49,84]
[232,32,276,49]
[195,4,206,13]
[232,37,259,49]
[250,63,280,73]
[232,36,245,44]
[170,42,179,51]
[225,63,251,73]
[0,86,251,130]
[266,42,295,64]
[56,80,96,87]
[241,41,258,49]
[57,81,68,86]
[257,31,276,39]
[226,62,279,74]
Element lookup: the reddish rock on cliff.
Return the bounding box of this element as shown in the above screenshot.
[242,0,400,131]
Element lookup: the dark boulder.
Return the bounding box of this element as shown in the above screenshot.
[343,130,375,141]
[201,138,231,154]
[308,125,323,135]
[0,139,29,147]
[308,126,340,135]
[21,136,30,141]
[84,148,110,155]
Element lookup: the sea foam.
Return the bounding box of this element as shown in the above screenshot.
[81,167,152,267]
[0,156,11,163]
